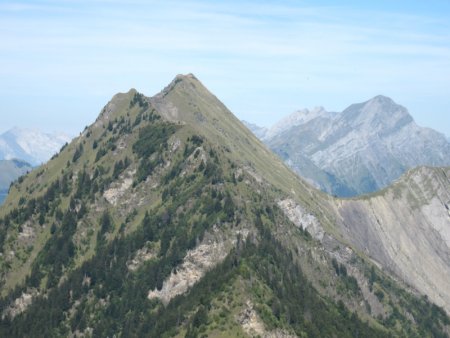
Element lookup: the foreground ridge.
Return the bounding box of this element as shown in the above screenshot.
[0,74,449,337]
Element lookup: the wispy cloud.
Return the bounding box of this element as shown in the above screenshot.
[0,0,449,134]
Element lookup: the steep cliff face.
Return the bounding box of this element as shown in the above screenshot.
[0,75,448,337]
[332,166,450,313]
[254,96,450,196]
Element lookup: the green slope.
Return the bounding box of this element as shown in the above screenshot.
[0,75,448,337]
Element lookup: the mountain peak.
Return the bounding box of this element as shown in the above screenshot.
[294,106,328,118]
[0,127,72,165]
[156,73,200,98]
[151,73,232,127]
[164,73,200,92]
[362,95,406,115]
[175,73,198,81]
[266,106,330,139]
[2,75,450,337]
[341,95,413,132]
[261,94,450,197]
[370,94,395,104]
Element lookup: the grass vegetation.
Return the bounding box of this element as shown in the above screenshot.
[0,78,448,337]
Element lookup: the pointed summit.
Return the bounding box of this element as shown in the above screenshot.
[1,74,450,337]
[363,95,405,116]
[158,73,201,97]
[151,73,237,127]
[177,72,197,80]
[341,95,413,131]
[261,93,450,197]
[150,74,314,196]
[370,94,395,104]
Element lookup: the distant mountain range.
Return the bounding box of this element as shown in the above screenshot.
[0,127,72,166]
[244,95,450,196]
[0,128,72,204]
[0,159,32,204]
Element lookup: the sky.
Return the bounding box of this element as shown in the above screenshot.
[1,0,450,137]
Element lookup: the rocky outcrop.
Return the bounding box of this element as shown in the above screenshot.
[332,166,450,312]
[148,229,248,304]
[103,170,135,206]
[2,290,38,319]
[277,199,324,241]
[127,242,158,272]
[237,301,297,338]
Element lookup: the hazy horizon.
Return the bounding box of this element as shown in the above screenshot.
[1,88,449,139]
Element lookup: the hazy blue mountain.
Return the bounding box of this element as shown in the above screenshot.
[0,159,32,204]
[249,96,450,196]
[0,127,72,165]
[242,120,268,139]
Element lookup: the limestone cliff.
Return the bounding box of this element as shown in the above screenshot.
[333,166,450,312]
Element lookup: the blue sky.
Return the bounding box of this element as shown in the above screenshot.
[1,0,449,136]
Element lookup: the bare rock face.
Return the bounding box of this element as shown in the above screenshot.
[3,290,38,319]
[127,243,157,272]
[148,229,248,304]
[277,199,324,241]
[103,170,135,206]
[333,167,450,312]
[237,301,297,338]
[249,96,450,197]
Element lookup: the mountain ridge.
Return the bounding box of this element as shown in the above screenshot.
[247,95,450,196]
[0,75,449,336]
[339,96,413,135]
[331,165,450,311]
